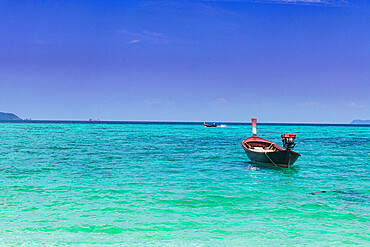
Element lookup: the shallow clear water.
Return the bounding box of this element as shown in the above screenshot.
[0,123,369,246]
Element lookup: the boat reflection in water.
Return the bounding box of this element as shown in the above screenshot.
[241,118,300,168]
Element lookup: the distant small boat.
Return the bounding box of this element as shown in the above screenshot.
[241,118,300,168]
[203,121,217,127]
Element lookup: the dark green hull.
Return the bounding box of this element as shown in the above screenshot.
[243,149,300,168]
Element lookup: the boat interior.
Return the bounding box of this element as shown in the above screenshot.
[243,141,279,152]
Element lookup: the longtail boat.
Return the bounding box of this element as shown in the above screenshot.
[203,121,217,127]
[241,118,300,168]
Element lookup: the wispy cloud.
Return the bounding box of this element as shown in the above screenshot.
[299,101,318,106]
[144,98,162,105]
[142,98,175,105]
[216,97,228,104]
[115,29,169,45]
[344,102,365,108]
[31,39,50,46]
[198,0,349,6]
[128,39,141,44]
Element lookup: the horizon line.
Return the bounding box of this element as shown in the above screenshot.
[0,119,368,126]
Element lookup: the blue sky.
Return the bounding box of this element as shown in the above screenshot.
[0,0,369,123]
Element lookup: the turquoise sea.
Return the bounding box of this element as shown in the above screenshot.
[0,122,369,246]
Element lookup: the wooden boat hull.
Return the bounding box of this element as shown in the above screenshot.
[203,122,217,127]
[241,118,300,168]
[243,148,300,168]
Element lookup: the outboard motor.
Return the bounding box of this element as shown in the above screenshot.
[281,133,296,150]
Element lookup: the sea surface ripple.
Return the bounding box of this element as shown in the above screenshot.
[0,123,369,246]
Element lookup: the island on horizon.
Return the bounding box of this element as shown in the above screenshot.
[0,112,21,121]
[350,120,370,125]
